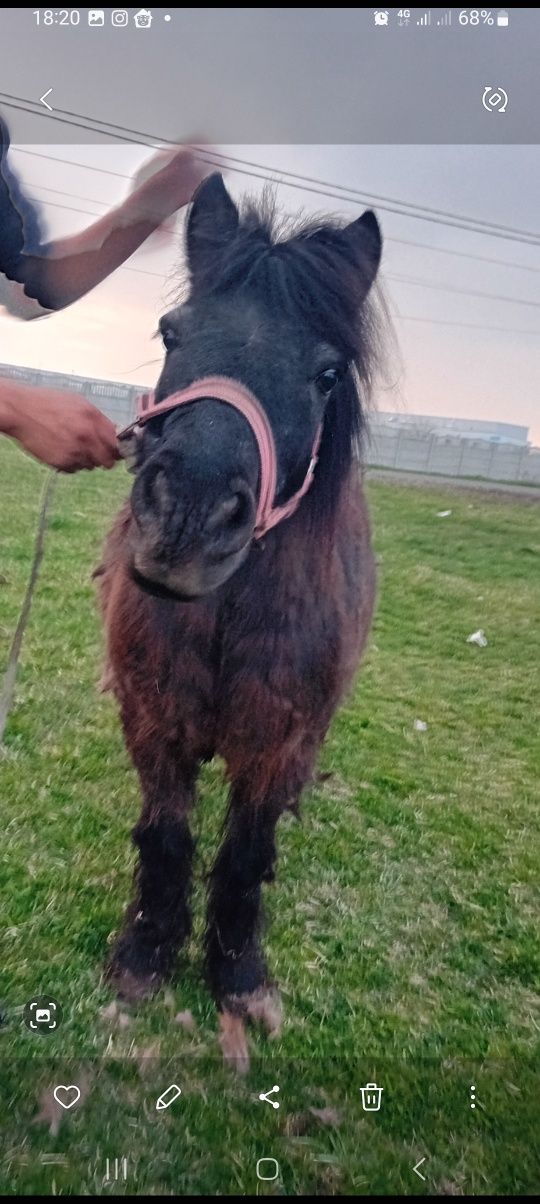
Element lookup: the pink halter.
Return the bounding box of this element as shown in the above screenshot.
[122,375,321,539]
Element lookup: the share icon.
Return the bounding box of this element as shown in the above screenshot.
[258,1085,280,1109]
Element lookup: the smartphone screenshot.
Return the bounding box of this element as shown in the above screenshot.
[0,7,538,1197]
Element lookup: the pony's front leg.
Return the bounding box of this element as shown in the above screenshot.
[204,785,291,1073]
[107,757,197,1003]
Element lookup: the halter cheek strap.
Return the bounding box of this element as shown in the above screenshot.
[119,375,321,539]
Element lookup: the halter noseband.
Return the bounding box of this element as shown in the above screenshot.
[118,375,321,539]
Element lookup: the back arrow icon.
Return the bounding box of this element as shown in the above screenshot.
[413,1157,426,1181]
[40,89,53,111]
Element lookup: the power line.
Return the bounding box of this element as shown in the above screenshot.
[26,180,122,209]
[23,194,177,280]
[5,119,539,335]
[14,149,540,273]
[25,198,540,334]
[26,190,540,311]
[0,94,155,148]
[388,235,540,276]
[191,144,540,244]
[25,98,535,243]
[3,200,536,336]
[18,148,538,275]
[27,180,178,233]
[2,93,540,246]
[389,273,540,310]
[15,146,139,181]
[397,315,539,335]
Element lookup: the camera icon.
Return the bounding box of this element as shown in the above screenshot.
[112,10,129,26]
[134,8,153,28]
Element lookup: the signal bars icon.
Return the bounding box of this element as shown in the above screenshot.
[416,10,431,26]
[437,10,452,25]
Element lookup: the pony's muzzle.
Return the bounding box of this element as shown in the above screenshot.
[129,456,257,597]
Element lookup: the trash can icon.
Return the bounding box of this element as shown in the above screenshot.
[360,1082,383,1111]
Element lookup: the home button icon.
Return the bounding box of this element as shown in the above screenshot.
[256,1158,279,1181]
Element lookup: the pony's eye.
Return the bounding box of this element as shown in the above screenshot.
[161,327,178,353]
[316,367,343,395]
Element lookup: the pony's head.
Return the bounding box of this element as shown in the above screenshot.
[127,174,382,599]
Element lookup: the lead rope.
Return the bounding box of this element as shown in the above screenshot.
[0,470,57,745]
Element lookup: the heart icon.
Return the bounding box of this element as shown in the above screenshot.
[53,1084,81,1110]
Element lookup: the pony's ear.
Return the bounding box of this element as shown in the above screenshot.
[342,209,382,296]
[186,173,239,285]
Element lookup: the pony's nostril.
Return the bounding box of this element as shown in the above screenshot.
[132,461,173,535]
[206,490,253,537]
[153,470,170,511]
[142,464,170,516]
[223,493,245,525]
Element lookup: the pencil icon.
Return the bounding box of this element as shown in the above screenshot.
[156,1084,182,1111]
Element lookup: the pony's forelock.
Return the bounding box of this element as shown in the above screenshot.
[172,186,390,521]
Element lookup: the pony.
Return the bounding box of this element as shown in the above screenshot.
[96,174,383,1070]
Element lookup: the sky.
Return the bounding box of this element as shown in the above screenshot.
[0,7,538,443]
[1,140,539,443]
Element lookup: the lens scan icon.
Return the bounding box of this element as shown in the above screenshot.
[134,8,153,28]
[112,10,129,26]
[24,996,62,1033]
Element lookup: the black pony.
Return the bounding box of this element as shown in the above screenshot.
[97,174,383,1071]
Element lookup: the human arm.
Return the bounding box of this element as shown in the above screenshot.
[19,145,211,310]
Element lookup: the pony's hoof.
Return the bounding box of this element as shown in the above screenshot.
[106,964,162,1004]
[106,920,178,1003]
[218,987,283,1074]
[240,985,283,1037]
[218,1012,251,1075]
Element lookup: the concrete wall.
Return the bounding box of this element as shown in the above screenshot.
[378,412,529,445]
[366,425,540,485]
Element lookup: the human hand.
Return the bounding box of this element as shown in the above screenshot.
[5,385,120,472]
[127,142,216,225]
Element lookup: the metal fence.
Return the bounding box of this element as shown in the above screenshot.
[0,362,139,430]
[2,362,539,486]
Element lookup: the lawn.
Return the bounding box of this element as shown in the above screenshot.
[0,438,538,1196]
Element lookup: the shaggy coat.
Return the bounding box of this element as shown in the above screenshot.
[96,176,382,1068]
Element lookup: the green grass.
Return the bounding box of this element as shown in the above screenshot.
[0,439,539,1196]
